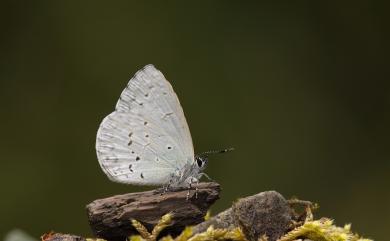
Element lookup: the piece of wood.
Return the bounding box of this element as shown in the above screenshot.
[41,233,86,241]
[86,182,220,241]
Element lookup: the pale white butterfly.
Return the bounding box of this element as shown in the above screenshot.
[96,65,231,189]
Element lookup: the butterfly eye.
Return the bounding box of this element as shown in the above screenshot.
[196,158,203,167]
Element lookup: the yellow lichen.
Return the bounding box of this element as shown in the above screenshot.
[129,212,372,241]
[186,226,246,241]
[130,214,247,241]
[159,227,193,241]
[131,219,152,240]
[151,213,174,241]
[204,210,211,221]
[277,218,372,241]
[223,227,247,241]
[175,227,194,241]
[130,213,173,241]
[129,236,145,241]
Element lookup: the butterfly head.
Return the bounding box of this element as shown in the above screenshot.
[195,156,208,171]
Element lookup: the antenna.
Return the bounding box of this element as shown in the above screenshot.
[197,148,234,158]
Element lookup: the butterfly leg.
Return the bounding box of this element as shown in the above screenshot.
[199,172,215,182]
[194,179,199,199]
[186,183,191,200]
[160,183,171,195]
[160,174,176,195]
[185,177,200,200]
[186,179,195,201]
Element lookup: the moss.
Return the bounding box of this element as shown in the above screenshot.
[130,213,173,241]
[128,210,372,241]
[130,214,246,241]
[278,218,372,241]
[204,211,211,221]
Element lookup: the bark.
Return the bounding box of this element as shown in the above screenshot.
[86,182,220,241]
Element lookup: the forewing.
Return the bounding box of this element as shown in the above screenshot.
[96,65,194,185]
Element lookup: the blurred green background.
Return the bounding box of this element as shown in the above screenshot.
[1,1,388,240]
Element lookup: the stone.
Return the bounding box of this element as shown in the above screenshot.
[232,191,292,241]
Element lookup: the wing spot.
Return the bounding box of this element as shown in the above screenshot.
[131,151,135,154]
[128,140,132,146]
[145,134,149,138]
[167,146,172,150]
[139,102,143,106]
[140,173,144,179]
[106,157,118,161]
[128,132,133,137]
[144,93,149,97]
[144,121,148,125]
[101,144,114,150]
[136,156,140,161]
[162,112,174,119]
[129,164,133,172]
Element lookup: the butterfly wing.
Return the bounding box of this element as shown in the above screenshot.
[96,65,194,185]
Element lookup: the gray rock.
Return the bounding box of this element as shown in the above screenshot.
[192,191,292,241]
[232,191,292,241]
[192,208,236,234]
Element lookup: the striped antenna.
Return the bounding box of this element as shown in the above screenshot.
[197,148,234,158]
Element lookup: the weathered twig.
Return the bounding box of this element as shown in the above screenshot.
[86,182,220,241]
[41,233,86,241]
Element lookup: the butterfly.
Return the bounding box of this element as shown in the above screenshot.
[96,65,232,190]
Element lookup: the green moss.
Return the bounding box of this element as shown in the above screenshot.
[128,210,372,241]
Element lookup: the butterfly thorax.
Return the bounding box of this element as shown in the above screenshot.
[169,159,205,187]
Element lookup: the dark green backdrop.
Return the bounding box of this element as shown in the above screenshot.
[1,1,388,240]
